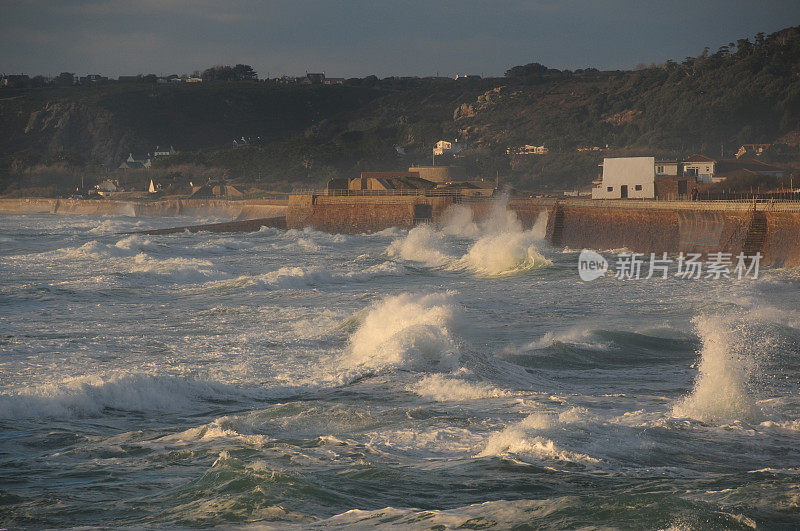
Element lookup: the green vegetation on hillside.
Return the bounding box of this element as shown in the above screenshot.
[2,26,799,195]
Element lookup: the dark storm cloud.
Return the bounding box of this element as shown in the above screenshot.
[1,0,798,77]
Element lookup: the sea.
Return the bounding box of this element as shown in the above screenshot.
[1,201,799,529]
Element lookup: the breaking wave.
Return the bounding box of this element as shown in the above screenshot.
[409,374,512,401]
[340,292,462,373]
[208,261,406,290]
[0,373,239,419]
[478,410,600,464]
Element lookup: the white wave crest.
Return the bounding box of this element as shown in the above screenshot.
[342,292,462,372]
[410,374,511,401]
[477,411,599,464]
[210,261,405,290]
[0,373,237,419]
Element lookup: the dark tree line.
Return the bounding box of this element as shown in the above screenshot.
[201,64,258,82]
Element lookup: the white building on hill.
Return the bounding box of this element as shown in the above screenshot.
[592,157,655,199]
[433,140,465,156]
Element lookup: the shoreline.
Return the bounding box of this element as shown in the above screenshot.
[0,197,287,219]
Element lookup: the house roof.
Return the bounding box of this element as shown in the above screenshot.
[365,175,436,190]
[684,154,716,163]
[119,161,147,169]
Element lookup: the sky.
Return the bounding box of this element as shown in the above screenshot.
[1,0,799,79]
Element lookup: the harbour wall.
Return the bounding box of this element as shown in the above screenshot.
[287,195,800,267]
[287,194,455,232]
[0,198,287,220]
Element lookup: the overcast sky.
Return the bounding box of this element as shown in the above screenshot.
[1,0,799,78]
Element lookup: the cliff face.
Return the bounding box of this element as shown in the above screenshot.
[23,102,132,164]
[1,83,385,166]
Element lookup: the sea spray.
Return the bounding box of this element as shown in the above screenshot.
[387,198,552,275]
[439,204,480,238]
[453,206,551,276]
[341,292,462,372]
[410,373,512,401]
[672,313,772,423]
[386,224,455,266]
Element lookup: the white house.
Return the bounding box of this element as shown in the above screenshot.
[153,145,175,157]
[682,154,716,183]
[592,157,655,199]
[506,144,549,155]
[433,140,465,156]
[655,160,679,176]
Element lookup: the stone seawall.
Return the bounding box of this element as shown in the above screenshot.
[287,194,455,233]
[548,203,796,267]
[0,198,287,220]
[286,195,800,267]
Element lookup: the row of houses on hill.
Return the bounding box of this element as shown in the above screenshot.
[592,155,785,199]
[118,146,176,170]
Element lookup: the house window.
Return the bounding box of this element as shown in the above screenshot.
[657,166,664,174]
[635,184,643,191]
[607,186,613,192]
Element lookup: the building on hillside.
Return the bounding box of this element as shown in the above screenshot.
[79,74,108,84]
[1,74,30,88]
[153,145,176,157]
[327,172,437,195]
[118,153,151,170]
[682,154,783,183]
[736,144,772,158]
[433,140,465,156]
[681,154,717,183]
[507,144,549,155]
[323,77,345,85]
[591,157,655,199]
[302,73,325,85]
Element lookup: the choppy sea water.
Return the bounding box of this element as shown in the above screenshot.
[1,203,799,529]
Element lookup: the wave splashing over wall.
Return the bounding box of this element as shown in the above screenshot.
[387,199,551,276]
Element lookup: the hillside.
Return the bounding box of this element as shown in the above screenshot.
[2,25,799,194]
